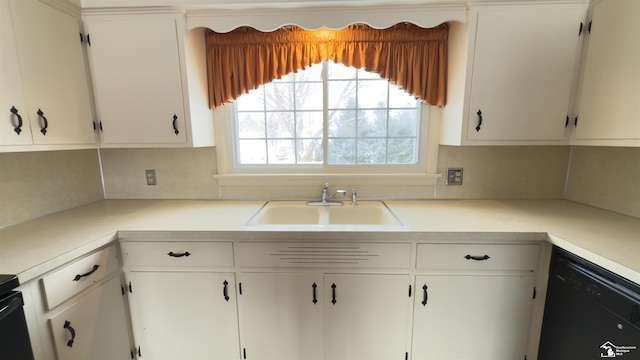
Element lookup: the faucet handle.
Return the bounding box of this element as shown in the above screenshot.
[323,183,329,190]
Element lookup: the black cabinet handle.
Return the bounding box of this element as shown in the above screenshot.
[167,251,190,258]
[312,282,318,304]
[223,280,230,302]
[475,109,483,132]
[421,284,428,306]
[10,106,23,135]
[331,283,337,305]
[63,320,76,348]
[465,254,490,261]
[37,109,48,135]
[0,296,22,321]
[172,114,179,135]
[73,264,99,281]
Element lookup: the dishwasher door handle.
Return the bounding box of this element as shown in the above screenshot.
[0,294,22,322]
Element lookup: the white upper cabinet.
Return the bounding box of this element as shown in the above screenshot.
[83,12,214,148]
[440,3,587,145]
[1,0,96,150]
[573,0,640,146]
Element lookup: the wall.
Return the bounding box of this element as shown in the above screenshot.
[436,146,570,199]
[0,149,104,228]
[100,147,219,199]
[565,146,640,218]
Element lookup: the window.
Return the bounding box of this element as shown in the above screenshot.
[231,60,426,172]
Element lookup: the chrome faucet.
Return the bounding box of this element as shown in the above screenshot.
[351,188,358,206]
[308,183,346,206]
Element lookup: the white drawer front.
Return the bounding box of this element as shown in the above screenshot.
[239,242,411,269]
[42,245,120,310]
[121,241,234,268]
[416,244,540,271]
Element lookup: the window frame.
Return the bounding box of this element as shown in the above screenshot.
[213,63,439,177]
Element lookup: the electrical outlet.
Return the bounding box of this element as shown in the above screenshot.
[446,168,463,185]
[146,170,157,186]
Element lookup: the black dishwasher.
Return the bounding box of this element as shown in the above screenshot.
[538,246,640,359]
[0,275,35,360]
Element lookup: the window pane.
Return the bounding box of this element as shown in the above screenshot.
[328,80,356,109]
[236,88,264,111]
[327,60,356,79]
[356,67,380,80]
[389,86,417,108]
[357,139,386,164]
[358,80,388,108]
[237,112,265,139]
[388,109,418,137]
[388,138,417,164]
[266,112,294,138]
[328,139,355,164]
[328,110,356,138]
[239,140,266,164]
[268,139,295,164]
[296,82,323,110]
[295,63,323,81]
[357,110,387,137]
[297,111,323,138]
[264,83,294,110]
[297,139,323,164]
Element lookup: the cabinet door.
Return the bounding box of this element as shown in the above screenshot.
[127,271,240,360]
[238,272,324,360]
[325,274,411,360]
[0,0,33,146]
[412,275,535,360]
[9,0,95,146]
[466,5,585,141]
[49,275,132,360]
[575,0,640,143]
[84,15,187,145]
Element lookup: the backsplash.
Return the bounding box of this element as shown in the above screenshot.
[0,150,104,228]
[565,146,640,218]
[1,145,636,229]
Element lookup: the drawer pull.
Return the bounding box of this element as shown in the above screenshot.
[73,264,100,281]
[10,106,23,135]
[37,108,48,135]
[312,282,318,304]
[167,251,191,258]
[421,285,428,306]
[331,283,337,305]
[63,320,76,348]
[223,280,230,302]
[465,254,490,261]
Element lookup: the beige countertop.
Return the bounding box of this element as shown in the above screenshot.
[0,199,638,284]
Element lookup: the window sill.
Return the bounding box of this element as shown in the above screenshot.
[214,173,440,187]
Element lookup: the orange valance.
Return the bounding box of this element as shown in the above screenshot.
[206,23,448,108]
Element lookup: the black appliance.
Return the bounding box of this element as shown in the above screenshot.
[538,246,640,359]
[0,274,35,360]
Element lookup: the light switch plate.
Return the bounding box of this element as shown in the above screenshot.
[446,168,463,185]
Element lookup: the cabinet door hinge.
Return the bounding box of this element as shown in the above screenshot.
[578,22,583,36]
[408,284,412,297]
[532,287,537,299]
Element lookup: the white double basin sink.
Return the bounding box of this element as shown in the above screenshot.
[247,200,403,227]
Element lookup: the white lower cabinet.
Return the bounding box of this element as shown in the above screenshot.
[49,275,132,360]
[238,272,411,360]
[126,271,240,359]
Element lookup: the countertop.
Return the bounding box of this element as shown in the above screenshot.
[0,199,638,284]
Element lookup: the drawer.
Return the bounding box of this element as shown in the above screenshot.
[239,242,411,269]
[121,241,234,268]
[416,244,540,271]
[42,245,120,310]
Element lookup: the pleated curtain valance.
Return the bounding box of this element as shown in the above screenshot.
[206,22,448,109]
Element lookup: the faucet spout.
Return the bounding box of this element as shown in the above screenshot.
[308,183,345,206]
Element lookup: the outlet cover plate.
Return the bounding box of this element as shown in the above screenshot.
[146,169,157,185]
[446,168,463,185]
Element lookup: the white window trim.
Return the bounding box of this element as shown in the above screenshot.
[213,101,442,187]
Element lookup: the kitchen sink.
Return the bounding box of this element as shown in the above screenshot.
[246,200,402,227]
